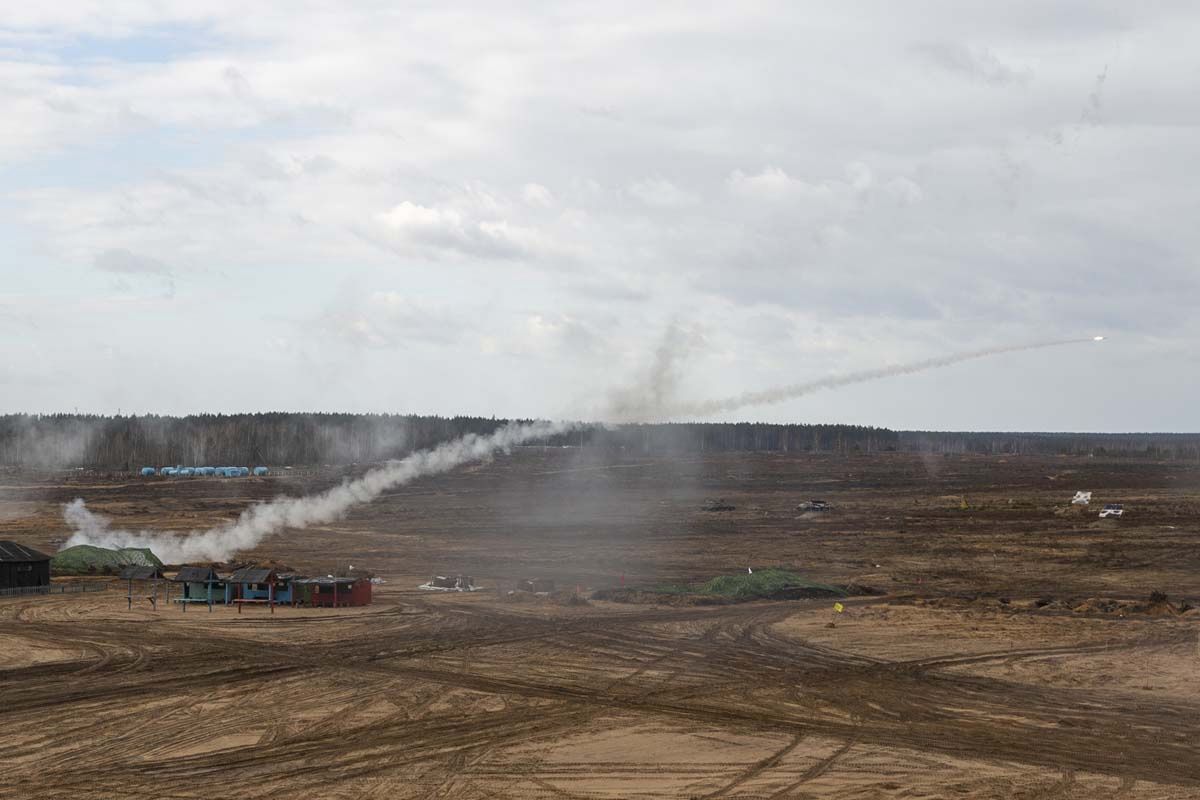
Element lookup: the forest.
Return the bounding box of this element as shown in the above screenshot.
[0,413,1196,469]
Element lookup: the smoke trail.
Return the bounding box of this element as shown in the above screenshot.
[605,322,698,423]
[612,337,1102,421]
[62,419,571,563]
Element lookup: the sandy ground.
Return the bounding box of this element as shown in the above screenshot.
[1,450,1199,798]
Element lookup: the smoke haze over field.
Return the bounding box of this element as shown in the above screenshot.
[62,420,570,562]
[59,335,1103,562]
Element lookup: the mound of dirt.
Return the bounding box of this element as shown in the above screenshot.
[52,545,162,575]
[506,589,592,607]
[591,589,732,606]
[1071,598,1121,614]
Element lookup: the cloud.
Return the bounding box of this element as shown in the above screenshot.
[2,3,1199,428]
[628,177,698,208]
[915,42,1032,85]
[315,289,473,349]
[370,200,555,260]
[521,182,554,207]
[93,247,172,276]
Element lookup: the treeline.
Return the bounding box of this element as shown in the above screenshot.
[0,413,506,469]
[0,414,1197,468]
[586,423,898,454]
[900,431,1200,459]
[0,414,897,467]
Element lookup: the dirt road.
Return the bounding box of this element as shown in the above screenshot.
[1,451,1199,797]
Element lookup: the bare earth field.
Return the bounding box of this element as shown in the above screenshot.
[1,449,1199,798]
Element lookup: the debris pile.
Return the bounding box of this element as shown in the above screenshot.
[420,574,478,592]
[515,578,556,594]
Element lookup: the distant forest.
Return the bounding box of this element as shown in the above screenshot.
[0,414,1197,469]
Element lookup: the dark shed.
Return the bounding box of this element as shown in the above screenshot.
[118,565,165,581]
[119,565,166,610]
[0,541,51,590]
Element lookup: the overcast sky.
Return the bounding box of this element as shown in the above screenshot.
[2,2,1197,430]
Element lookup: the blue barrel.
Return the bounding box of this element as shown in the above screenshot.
[237,467,250,477]
[161,468,177,476]
[253,466,269,476]
[140,467,155,477]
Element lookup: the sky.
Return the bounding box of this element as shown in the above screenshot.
[1,1,1197,431]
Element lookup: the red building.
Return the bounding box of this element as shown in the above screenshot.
[297,576,372,607]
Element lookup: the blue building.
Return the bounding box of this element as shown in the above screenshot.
[170,566,229,609]
[227,567,296,611]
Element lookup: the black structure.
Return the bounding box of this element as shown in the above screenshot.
[0,541,51,590]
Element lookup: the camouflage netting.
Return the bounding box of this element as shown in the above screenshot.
[52,545,163,575]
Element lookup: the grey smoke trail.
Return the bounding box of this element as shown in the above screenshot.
[62,419,571,563]
[605,322,697,423]
[616,337,1102,420]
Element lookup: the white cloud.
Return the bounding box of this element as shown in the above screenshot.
[93,248,171,276]
[315,289,474,349]
[371,199,557,261]
[915,42,1033,86]
[2,2,1199,427]
[521,182,554,207]
[628,177,699,208]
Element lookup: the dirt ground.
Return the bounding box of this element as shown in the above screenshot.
[2,449,1200,798]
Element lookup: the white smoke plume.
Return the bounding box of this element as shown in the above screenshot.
[609,337,1103,421]
[62,419,571,563]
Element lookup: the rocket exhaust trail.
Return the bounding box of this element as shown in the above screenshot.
[62,419,572,563]
[59,335,1103,560]
[633,336,1104,420]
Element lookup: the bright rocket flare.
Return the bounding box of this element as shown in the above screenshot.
[1093,336,1105,341]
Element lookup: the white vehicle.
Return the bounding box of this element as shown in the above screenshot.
[1071,491,1092,506]
[1098,503,1124,518]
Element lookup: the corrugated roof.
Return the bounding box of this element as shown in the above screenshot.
[119,565,163,581]
[228,567,276,584]
[171,566,223,583]
[0,541,51,563]
[294,576,358,586]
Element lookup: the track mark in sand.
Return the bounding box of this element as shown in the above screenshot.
[1113,775,1137,796]
[1042,769,1076,797]
[701,733,805,798]
[766,737,856,799]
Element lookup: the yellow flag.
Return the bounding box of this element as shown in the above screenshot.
[833,602,844,613]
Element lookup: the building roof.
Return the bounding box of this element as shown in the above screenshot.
[227,567,277,584]
[294,576,359,587]
[171,566,223,583]
[119,565,164,581]
[0,541,50,562]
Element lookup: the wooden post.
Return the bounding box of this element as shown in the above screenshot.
[207,580,213,612]
[127,578,132,610]
[333,580,338,609]
[269,581,274,614]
